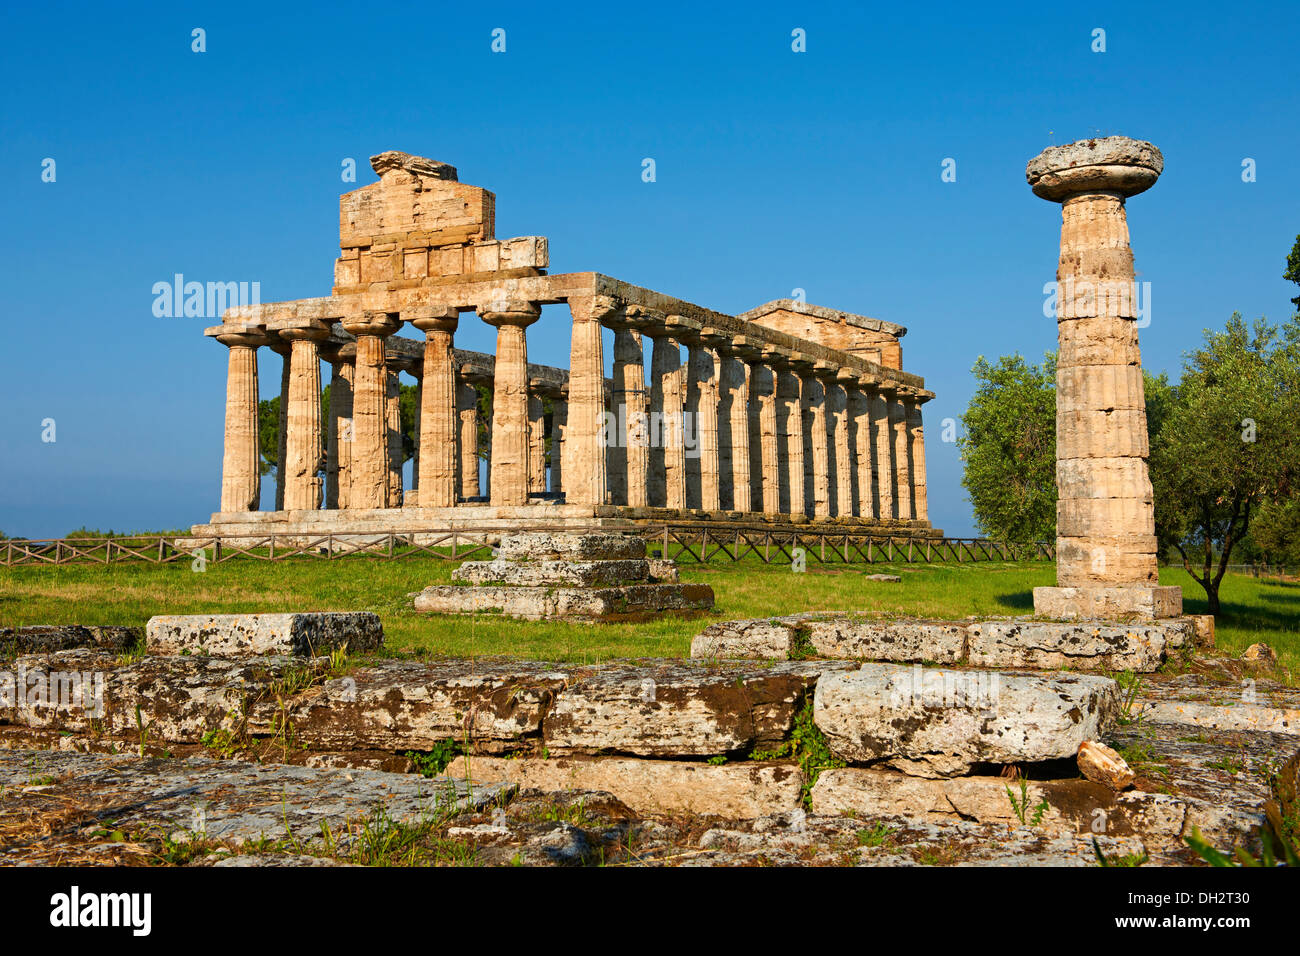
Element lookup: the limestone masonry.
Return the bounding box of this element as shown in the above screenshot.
[195,151,936,542]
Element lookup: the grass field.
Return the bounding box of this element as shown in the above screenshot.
[1,555,1295,673]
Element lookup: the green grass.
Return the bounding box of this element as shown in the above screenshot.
[0,556,1295,670]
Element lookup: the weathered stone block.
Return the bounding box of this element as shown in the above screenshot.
[146,612,383,657]
[807,619,966,663]
[965,620,1170,671]
[1033,585,1183,621]
[451,558,651,587]
[496,532,646,562]
[445,754,802,818]
[690,619,798,660]
[413,583,713,621]
[814,663,1119,777]
[0,625,141,656]
[543,661,848,757]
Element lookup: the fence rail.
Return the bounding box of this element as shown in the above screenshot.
[0,527,1056,568]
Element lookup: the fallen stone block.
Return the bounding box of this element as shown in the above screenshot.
[690,619,799,660]
[965,620,1171,671]
[413,583,714,621]
[863,574,902,583]
[814,663,1119,777]
[0,625,141,656]
[807,619,966,664]
[282,659,569,753]
[1077,740,1136,790]
[146,612,383,657]
[544,661,851,757]
[445,754,803,818]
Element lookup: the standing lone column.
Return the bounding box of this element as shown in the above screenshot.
[481,301,542,507]
[1026,136,1180,620]
[342,311,401,508]
[566,296,618,507]
[217,331,267,512]
[412,306,459,508]
[282,326,329,510]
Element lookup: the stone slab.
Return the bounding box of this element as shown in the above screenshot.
[497,531,646,562]
[445,754,802,818]
[0,625,141,656]
[1033,585,1183,621]
[146,612,383,657]
[413,583,714,620]
[814,663,1119,777]
[451,558,651,586]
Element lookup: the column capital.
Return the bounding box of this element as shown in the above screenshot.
[1026,136,1162,203]
[480,300,542,328]
[343,311,402,338]
[665,313,703,344]
[568,294,624,324]
[812,360,839,381]
[409,305,461,334]
[216,329,270,349]
[280,324,332,343]
[623,304,666,332]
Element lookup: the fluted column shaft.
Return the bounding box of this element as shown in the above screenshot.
[483,302,542,507]
[688,344,721,511]
[566,296,615,507]
[528,391,546,495]
[803,372,829,518]
[326,359,354,509]
[551,396,567,494]
[457,378,480,499]
[890,394,912,520]
[828,381,851,517]
[385,369,404,505]
[776,368,805,516]
[847,384,874,518]
[410,309,459,508]
[870,389,894,520]
[650,334,684,509]
[282,328,328,510]
[753,363,780,514]
[722,354,751,512]
[612,327,649,508]
[274,347,290,510]
[342,313,400,509]
[218,332,265,512]
[906,398,929,522]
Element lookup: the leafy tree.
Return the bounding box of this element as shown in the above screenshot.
[958,353,1057,543]
[1149,314,1300,613]
[1250,497,1300,568]
[1286,234,1300,311]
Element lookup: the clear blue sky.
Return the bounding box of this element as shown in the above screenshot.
[2,0,1296,538]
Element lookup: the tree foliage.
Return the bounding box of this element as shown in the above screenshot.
[958,353,1057,543]
[1149,313,1300,613]
[1285,233,1300,311]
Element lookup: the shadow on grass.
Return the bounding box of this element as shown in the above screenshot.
[993,590,1035,611]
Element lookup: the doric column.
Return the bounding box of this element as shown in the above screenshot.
[907,392,931,523]
[870,385,895,520]
[217,330,267,512]
[1027,135,1176,617]
[688,339,721,512]
[481,301,542,507]
[528,384,546,496]
[649,329,685,509]
[409,373,421,503]
[385,367,404,506]
[341,311,401,508]
[566,295,619,507]
[550,388,568,494]
[273,343,290,511]
[324,350,354,510]
[775,359,805,517]
[722,345,754,513]
[755,349,782,515]
[890,388,913,521]
[456,375,480,499]
[612,317,649,508]
[281,325,329,510]
[806,363,833,518]
[411,306,459,508]
[827,375,852,518]
[846,374,874,518]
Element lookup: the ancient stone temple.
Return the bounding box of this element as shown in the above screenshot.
[1026,136,1181,621]
[194,151,937,541]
